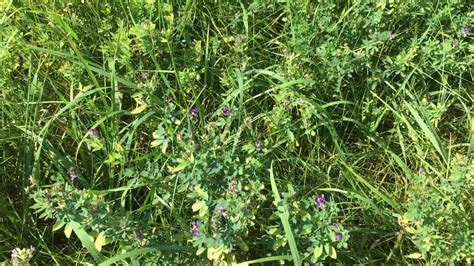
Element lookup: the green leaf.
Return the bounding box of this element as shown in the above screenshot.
[131,103,148,114]
[171,158,190,173]
[405,252,423,259]
[313,245,323,260]
[64,222,73,238]
[195,186,209,200]
[150,140,161,147]
[328,246,337,259]
[53,220,66,231]
[161,138,169,154]
[196,247,206,256]
[192,201,206,212]
[238,239,249,252]
[94,231,107,252]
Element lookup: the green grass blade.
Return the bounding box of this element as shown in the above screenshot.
[236,255,293,266]
[69,221,107,263]
[268,162,301,266]
[404,101,448,163]
[340,160,400,209]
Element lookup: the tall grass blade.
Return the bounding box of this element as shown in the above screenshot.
[268,162,301,265]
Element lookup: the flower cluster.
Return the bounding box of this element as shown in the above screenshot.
[315,194,326,208]
[222,106,232,116]
[11,246,35,265]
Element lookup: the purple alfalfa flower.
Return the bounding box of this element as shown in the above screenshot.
[191,221,201,237]
[67,167,78,182]
[222,106,232,116]
[452,40,459,48]
[190,106,199,118]
[315,194,326,208]
[462,27,470,37]
[166,96,173,104]
[193,228,201,237]
[336,233,343,241]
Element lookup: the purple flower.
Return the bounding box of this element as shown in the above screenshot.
[136,232,144,241]
[315,194,326,208]
[190,106,199,118]
[452,40,459,48]
[223,106,232,116]
[310,263,317,266]
[463,27,470,37]
[418,168,425,176]
[166,96,173,104]
[67,167,78,182]
[191,221,201,237]
[336,233,343,241]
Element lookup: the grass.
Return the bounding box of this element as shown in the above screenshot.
[1,0,473,265]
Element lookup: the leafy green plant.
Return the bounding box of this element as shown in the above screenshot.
[399,153,474,263]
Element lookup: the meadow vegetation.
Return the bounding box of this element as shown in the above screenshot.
[0,0,473,265]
